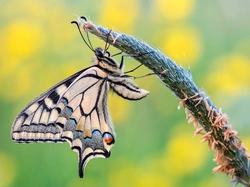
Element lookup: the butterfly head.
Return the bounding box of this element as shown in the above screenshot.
[94,47,123,75]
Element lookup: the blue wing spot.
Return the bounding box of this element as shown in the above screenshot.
[70,118,77,126]
[76,131,82,136]
[92,130,101,136]
[84,137,91,141]
[61,97,68,105]
[66,106,73,113]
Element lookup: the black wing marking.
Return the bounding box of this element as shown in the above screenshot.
[108,76,149,100]
[11,66,115,177]
[11,67,89,143]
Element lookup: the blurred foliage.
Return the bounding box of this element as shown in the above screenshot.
[1,0,250,186]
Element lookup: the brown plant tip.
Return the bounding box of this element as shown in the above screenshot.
[210,136,218,150]
[213,164,235,179]
[212,128,218,139]
[213,149,233,173]
[204,99,213,117]
[217,140,228,151]
[201,130,212,142]
[110,32,121,44]
[189,92,206,107]
[186,110,201,136]
[212,109,228,128]
[191,116,199,129]
[83,20,102,35]
[223,125,238,141]
[228,144,237,153]
[188,91,205,99]
[182,90,250,180]
[184,108,190,120]
[178,90,189,109]
[194,127,204,137]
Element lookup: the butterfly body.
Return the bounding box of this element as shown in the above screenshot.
[11,47,149,177]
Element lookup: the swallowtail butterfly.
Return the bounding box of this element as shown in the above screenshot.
[11,17,149,177]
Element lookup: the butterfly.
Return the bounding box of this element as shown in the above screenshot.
[11,17,149,178]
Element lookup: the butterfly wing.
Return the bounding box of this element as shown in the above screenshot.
[11,66,115,177]
[108,76,149,100]
[11,67,86,143]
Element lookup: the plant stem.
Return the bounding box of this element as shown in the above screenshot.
[80,18,250,186]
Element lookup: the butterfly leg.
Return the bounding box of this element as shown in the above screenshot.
[103,29,117,53]
[111,51,123,57]
[124,64,143,74]
[126,67,168,79]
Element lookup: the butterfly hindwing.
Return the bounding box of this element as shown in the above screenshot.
[12,66,115,177]
[108,76,149,100]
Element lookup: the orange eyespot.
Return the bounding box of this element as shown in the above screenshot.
[103,133,114,145]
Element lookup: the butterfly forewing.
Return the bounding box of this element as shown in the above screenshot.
[12,66,115,177]
[11,68,86,143]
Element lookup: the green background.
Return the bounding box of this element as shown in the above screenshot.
[1,0,250,186]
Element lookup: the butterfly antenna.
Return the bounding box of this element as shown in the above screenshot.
[80,16,95,51]
[71,20,95,52]
[86,31,94,51]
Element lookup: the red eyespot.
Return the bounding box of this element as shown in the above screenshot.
[103,133,114,145]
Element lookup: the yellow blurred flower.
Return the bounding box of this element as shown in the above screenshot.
[1,1,46,19]
[161,25,202,66]
[3,20,43,61]
[205,54,250,95]
[98,0,139,32]
[108,160,172,187]
[162,125,208,177]
[0,20,44,99]
[135,173,172,187]
[154,0,197,21]
[108,161,140,187]
[0,63,35,100]
[0,152,16,187]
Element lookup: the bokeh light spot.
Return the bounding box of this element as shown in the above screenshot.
[0,62,37,100]
[109,162,139,187]
[162,126,207,177]
[98,0,139,32]
[205,54,250,95]
[4,20,43,60]
[155,0,197,21]
[135,173,172,187]
[161,26,202,66]
[109,159,173,187]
